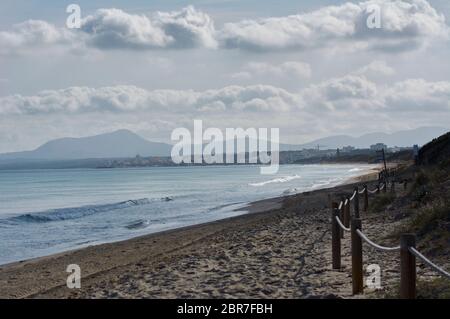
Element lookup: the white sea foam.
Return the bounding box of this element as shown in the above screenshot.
[249,174,302,187]
[282,188,300,195]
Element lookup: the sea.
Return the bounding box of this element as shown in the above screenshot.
[0,164,375,265]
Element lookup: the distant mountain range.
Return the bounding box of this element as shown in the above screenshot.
[0,126,447,162]
[0,130,172,161]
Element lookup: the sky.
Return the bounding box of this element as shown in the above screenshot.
[0,0,450,152]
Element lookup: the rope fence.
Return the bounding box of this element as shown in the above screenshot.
[409,247,450,279]
[356,229,400,252]
[331,172,450,299]
[335,215,350,232]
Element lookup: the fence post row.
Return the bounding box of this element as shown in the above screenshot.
[331,202,341,270]
[330,179,450,299]
[400,234,416,299]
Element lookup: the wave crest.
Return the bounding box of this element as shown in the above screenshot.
[249,174,301,187]
[4,197,172,224]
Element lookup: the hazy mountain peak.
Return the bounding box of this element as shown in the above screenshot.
[0,130,172,160]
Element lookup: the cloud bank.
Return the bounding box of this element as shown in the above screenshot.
[0,0,448,55]
[2,74,449,116]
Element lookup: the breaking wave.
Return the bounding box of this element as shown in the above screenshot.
[125,219,151,230]
[249,174,302,187]
[3,197,173,224]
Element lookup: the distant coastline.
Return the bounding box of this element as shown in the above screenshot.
[0,149,413,170]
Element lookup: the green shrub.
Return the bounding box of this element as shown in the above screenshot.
[410,200,450,236]
[417,278,450,299]
[368,193,396,214]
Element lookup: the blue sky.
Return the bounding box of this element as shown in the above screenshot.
[0,1,350,26]
[0,0,450,152]
[1,0,449,26]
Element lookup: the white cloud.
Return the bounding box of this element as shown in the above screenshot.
[0,84,301,115]
[301,74,380,111]
[383,78,450,111]
[300,74,450,113]
[220,0,448,52]
[154,6,217,49]
[353,60,395,77]
[80,9,171,49]
[3,74,450,117]
[0,1,447,55]
[0,20,68,55]
[81,6,217,50]
[231,61,311,80]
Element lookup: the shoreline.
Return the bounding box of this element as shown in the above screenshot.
[0,165,386,298]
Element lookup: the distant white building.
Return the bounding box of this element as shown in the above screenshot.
[342,146,355,152]
[388,146,402,153]
[370,143,387,151]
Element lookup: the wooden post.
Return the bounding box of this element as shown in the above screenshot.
[353,187,360,218]
[363,185,369,212]
[400,234,416,299]
[391,180,396,193]
[331,203,341,270]
[403,180,408,191]
[351,217,363,295]
[376,184,380,194]
[339,203,344,239]
[343,198,350,229]
[383,182,387,193]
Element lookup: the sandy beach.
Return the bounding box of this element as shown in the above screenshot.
[1,165,433,299]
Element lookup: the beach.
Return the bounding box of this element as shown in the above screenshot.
[0,167,410,299]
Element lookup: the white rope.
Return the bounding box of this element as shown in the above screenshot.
[335,216,350,232]
[356,229,400,252]
[359,189,366,194]
[379,183,386,190]
[349,190,357,201]
[368,188,378,194]
[409,247,450,279]
[338,201,343,211]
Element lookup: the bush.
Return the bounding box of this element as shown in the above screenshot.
[380,278,450,299]
[407,200,450,256]
[368,193,396,214]
[410,200,450,236]
[417,278,450,299]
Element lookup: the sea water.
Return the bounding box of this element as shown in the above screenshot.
[0,164,375,265]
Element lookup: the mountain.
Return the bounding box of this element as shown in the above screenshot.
[285,126,449,150]
[0,130,173,160]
